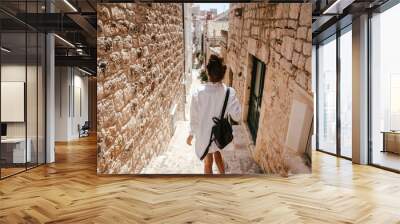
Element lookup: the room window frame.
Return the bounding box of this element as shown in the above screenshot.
[367,0,400,173]
[0,1,48,180]
[315,24,353,161]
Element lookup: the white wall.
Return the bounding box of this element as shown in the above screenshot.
[1,63,46,164]
[55,66,69,141]
[1,65,32,138]
[54,67,89,141]
[71,70,89,138]
[207,21,228,38]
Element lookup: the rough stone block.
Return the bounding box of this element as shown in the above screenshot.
[303,42,312,56]
[281,36,295,61]
[296,26,308,40]
[299,4,312,26]
[111,6,126,20]
[307,28,312,42]
[289,4,300,19]
[292,51,299,66]
[288,20,298,29]
[281,57,293,74]
[294,39,303,52]
[305,56,312,74]
[297,54,306,70]
[295,70,307,90]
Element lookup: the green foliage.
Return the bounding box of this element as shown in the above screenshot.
[199,69,208,82]
[198,54,204,65]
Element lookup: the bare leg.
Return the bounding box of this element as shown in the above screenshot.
[204,154,213,174]
[213,151,225,174]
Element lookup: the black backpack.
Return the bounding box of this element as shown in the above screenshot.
[200,88,233,160]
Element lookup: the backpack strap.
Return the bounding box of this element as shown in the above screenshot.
[220,87,230,119]
[200,87,230,161]
[200,134,213,160]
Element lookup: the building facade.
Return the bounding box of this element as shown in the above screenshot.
[203,11,229,63]
[226,3,313,175]
[192,5,202,53]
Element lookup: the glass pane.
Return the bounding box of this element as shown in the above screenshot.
[27,31,38,169]
[1,31,27,177]
[38,32,45,165]
[26,0,38,169]
[340,29,352,158]
[371,4,400,171]
[317,36,337,154]
[312,45,317,151]
[253,61,261,97]
[390,75,400,130]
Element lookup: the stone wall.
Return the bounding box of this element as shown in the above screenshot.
[226,3,312,175]
[97,3,184,174]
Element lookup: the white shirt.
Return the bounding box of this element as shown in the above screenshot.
[189,83,241,159]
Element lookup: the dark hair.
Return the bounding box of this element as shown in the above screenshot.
[206,54,226,82]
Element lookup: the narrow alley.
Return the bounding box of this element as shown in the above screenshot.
[141,69,262,174]
[97,3,312,175]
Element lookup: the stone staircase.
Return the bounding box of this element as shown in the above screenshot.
[141,121,262,174]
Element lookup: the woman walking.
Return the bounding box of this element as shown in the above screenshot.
[186,54,241,174]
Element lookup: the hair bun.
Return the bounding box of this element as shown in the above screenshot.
[206,54,226,82]
[209,54,222,65]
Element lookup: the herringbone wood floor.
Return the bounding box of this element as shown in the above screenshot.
[0,135,399,223]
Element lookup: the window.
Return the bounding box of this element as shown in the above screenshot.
[370,3,400,171]
[248,56,266,142]
[312,46,317,150]
[316,25,353,159]
[390,75,400,130]
[317,35,337,154]
[0,2,47,179]
[339,27,352,158]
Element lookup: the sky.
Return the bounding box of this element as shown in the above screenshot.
[194,3,230,14]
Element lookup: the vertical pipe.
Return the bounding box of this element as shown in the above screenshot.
[367,11,372,164]
[336,28,341,157]
[316,45,320,150]
[25,0,28,171]
[0,19,2,179]
[36,0,39,167]
[44,3,47,164]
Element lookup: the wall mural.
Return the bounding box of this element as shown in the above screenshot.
[97,3,313,175]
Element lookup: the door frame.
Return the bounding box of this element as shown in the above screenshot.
[247,56,266,143]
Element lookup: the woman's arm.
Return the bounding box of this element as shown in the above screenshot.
[189,91,199,136]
